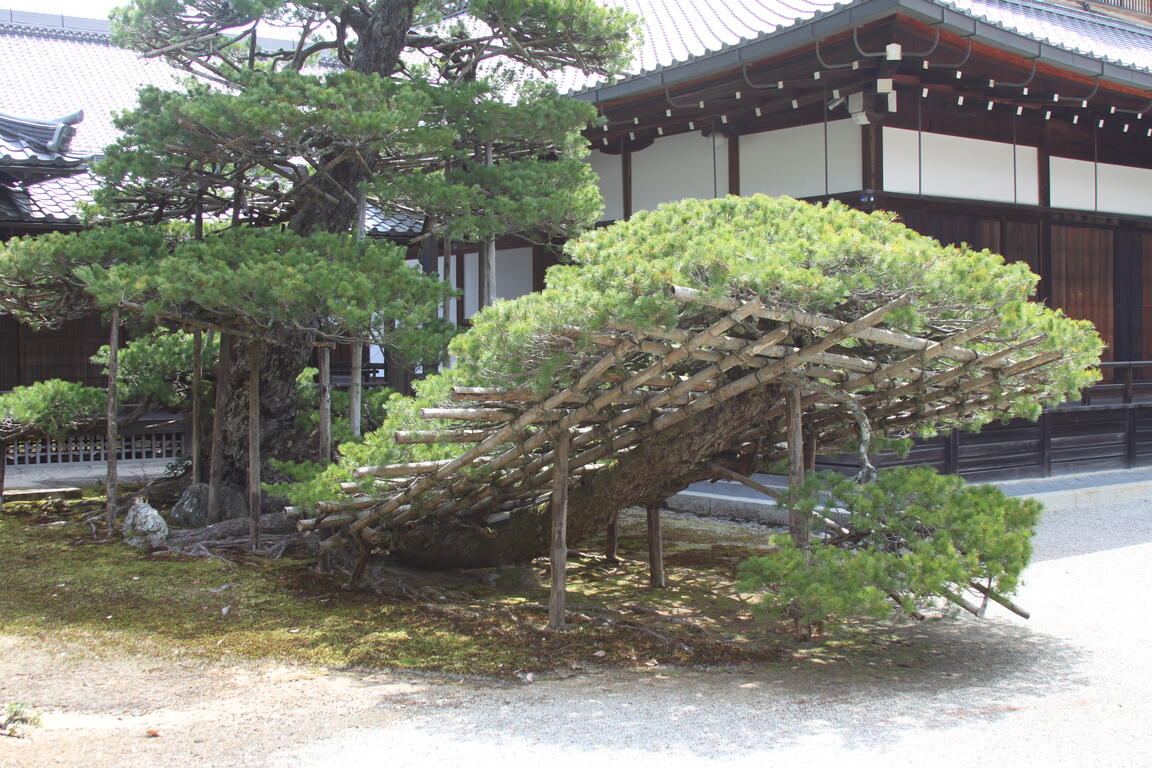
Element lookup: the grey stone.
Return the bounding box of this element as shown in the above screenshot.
[170,482,248,528]
[123,497,168,550]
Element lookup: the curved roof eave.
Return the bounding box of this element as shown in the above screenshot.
[574,0,1152,105]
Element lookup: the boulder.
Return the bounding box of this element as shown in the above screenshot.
[170,482,248,528]
[123,497,168,550]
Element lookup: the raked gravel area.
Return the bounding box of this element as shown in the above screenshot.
[271,496,1152,768]
[4,491,1151,768]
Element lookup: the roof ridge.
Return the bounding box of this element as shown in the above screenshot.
[0,19,114,45]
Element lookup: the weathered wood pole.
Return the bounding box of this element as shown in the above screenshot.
[786,386,811,638]
[786,387,809,547]
[248,339,262,549]
[0,441,8,508]
[104,306,120,531]
[349,343,363,437]
[317,343,332,461]
[191,329,203,483]
[605,511,620,563]
[207,332,232,525]
[646,505,666,588]
[480,144,496,307]
[547,429,571,631]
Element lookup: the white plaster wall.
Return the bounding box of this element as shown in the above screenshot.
[588,150,624,222]
[494,247,535,301]
[1050,157,1152,217]
[1098,163,1152,218]
[631,131,728,212]
[740,120,861,198]
[883,127,1039,205]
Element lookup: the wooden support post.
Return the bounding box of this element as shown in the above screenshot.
[646,505,666,588]
[191,329,203,483]
[350,343,363,437]
[605,511,620,563]
[548,430,570,631]
[248,340,262,550]
[207,332,232,524]
[786,386,810,639]
[104,306,120,532]
[317,343,332,461]
[786,387,808,548]
[0,441,8,508]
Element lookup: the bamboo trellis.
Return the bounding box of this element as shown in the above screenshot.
[294,289,1061,584]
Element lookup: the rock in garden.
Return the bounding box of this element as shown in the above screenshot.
[123,497,168,550]
[170,482,248,528]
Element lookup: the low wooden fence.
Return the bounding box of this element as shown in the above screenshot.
[3,414,187,468]
[1096,0,1151,16]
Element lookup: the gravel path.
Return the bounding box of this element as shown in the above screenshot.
[4,497,1151,767]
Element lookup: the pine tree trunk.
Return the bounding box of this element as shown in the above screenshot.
[216,328,316,498]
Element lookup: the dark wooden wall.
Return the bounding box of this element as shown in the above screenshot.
[882,198,1152,374]
[0,315,108,390]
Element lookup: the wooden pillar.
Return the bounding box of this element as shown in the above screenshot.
[104,306,120,531]
[548,430,571,631]
[248,340,262,550]
[727,132,740,196]
[646,505,665,588]
[191,329,203,483]
[605,511,620,564]
[621,146,632,220]
[349,343,363,437]
[0,441,8,508]
[207,332,232,524]
[317,343,332,461]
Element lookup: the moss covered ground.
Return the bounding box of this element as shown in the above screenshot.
[1,496,912,676]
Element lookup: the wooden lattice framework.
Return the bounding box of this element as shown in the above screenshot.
[296,287,1063,597]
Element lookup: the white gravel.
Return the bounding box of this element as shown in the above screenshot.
[266,497,1152,768]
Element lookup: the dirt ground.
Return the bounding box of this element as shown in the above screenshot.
[0,635,459,768]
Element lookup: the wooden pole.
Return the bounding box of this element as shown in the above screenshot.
[481,144,496,308]
[646,505,666,588]
[350,342,363,437]
[0,441,7,509]
[605,511,620,563]
[207,332,232,525]
[786,386,810,638]
[248,340,262,550]
[104,306,120,532]
[318,343,332,461]
[547,429,570,631]
[191,329,203,483]
[786,387,808,548]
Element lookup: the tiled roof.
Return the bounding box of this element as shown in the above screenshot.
[0,172,93,224]
[364,208,425,239]
[945,0,1152,72]
[0,110,92,177]
[566,0,1152,94]
[558,0,843,93]
[0,11,180,155]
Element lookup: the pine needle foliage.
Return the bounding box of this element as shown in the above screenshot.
[737,468,1042,623]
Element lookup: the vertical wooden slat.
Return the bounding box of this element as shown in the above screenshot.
[248,340,262,549]
[548,430,571,631]
[621,146,633,220]
[104,306,120,531]
[646,505,666,588]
